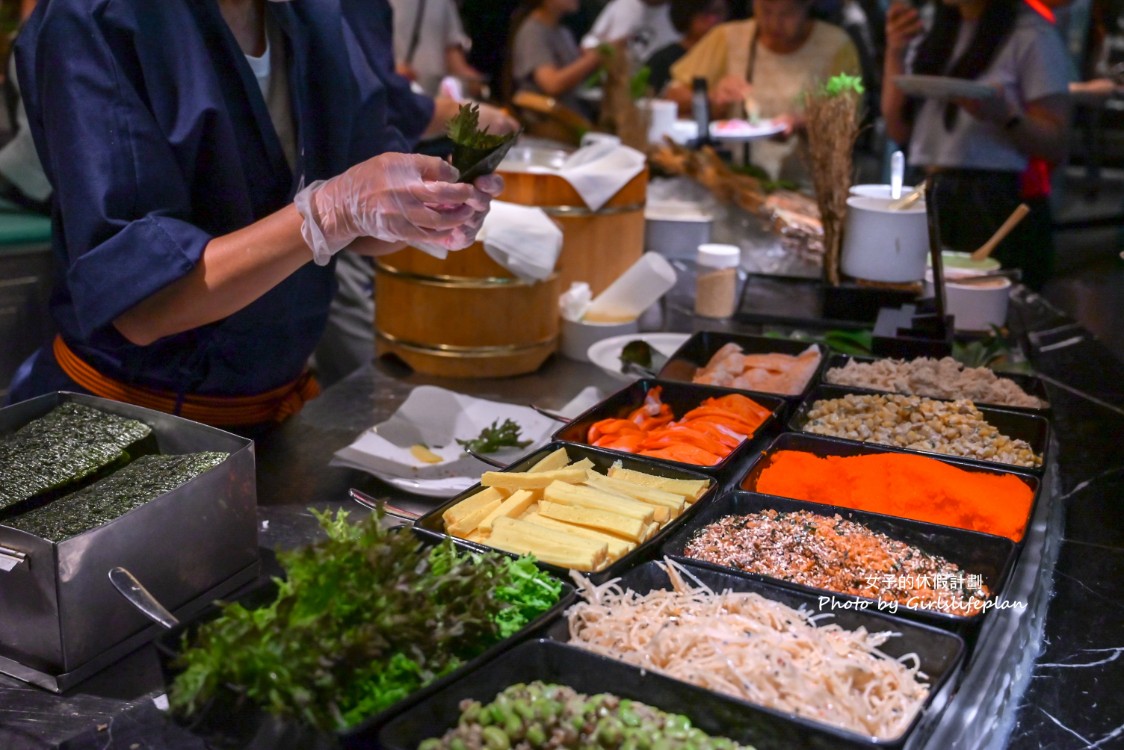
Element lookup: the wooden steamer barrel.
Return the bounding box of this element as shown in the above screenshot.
[373,145,646,377]
[497,146,648,296]
[374,243,560,378]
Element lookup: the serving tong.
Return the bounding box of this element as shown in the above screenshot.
[348,487,420,522]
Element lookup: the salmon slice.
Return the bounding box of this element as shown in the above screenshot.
[640,443,723,466]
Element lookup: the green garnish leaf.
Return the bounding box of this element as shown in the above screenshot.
[619,340,668,373]
[456,418,532,454]
[819,73,865,98]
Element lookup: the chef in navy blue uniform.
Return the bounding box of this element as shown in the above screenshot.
[8,0,502,427]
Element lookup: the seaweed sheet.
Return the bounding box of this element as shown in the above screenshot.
[0,402,153,511]
[3,452,228,542]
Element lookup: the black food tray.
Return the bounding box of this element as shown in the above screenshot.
[550,378,785,479]
[739,432,1041,545]
[413,442,717,584]
[379,639,766,750]
[790,384,1050,475]
[659,489,1016,642]
[154,529,574,750]
[820,353,1051,414]
[655,330,827,413]
[541,560,965,750]
[733,273,919,329]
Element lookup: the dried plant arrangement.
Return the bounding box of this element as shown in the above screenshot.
[597,45,650,150]
[803,74,865,286]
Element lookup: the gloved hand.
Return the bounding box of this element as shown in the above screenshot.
[294,152,501,265]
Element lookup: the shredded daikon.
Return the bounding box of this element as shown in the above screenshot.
[566,559,930,740]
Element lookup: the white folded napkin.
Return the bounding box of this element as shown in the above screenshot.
[476,201,563,282]
[558,138,646,212]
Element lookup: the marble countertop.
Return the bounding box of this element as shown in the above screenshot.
[1,284,1121,750]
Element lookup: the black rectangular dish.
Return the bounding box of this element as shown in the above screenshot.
[154,528,575,750]
[790,383,1050,475]
[659,489,1017,644]
[655,331,827,412]
[413,442,717,584]
[820,353,1051,414]
[380,638,772,750]
[542,560,965,750]
[740,432,1041,545]
[549,378,785,479]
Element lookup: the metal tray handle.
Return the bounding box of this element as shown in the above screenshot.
[0,544,26,573]
[109,567,180,629]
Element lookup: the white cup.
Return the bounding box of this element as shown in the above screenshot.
[559,316,639,362]
[925,271,1011,331]
[643,99,678,144]
[850,184,918,202]
[841,195,930,283]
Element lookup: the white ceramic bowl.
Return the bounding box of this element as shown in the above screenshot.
[849,184,919,201]
[559,317,639,362]
[841,195,930,283]
[925,270,1011,332]
[932,250,1001,274]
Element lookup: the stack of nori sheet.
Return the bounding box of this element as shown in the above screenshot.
[0,402,153,511]
[4,452,229,541]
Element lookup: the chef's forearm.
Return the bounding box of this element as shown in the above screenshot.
[113,204,311,346]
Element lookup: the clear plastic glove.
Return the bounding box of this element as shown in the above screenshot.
[294,152,500,265]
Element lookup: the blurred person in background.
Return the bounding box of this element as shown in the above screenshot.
[388,0,487,98]
[882,0,1073,290]
[510,0,620,120]
[0,0,47,213]
[582,0,680,63]
[646,0,728,94]
[664,0,859,181]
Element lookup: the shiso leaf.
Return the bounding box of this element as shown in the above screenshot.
[446,102,517,175]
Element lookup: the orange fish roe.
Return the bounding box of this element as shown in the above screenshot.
[752,450,1035,542]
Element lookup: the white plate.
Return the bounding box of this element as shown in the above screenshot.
[381,475,477,498]
[587,333,692,382]
[893,75,996,101]
[330,385,603,496]
[709,118,786,142]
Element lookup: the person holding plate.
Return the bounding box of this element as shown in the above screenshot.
[663,0,859,182]
[7,0,502,428]
[882,0,1073,290]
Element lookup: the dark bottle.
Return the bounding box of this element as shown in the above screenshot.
[691,77,711,148]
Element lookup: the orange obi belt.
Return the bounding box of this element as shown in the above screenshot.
[53,335,320,427]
